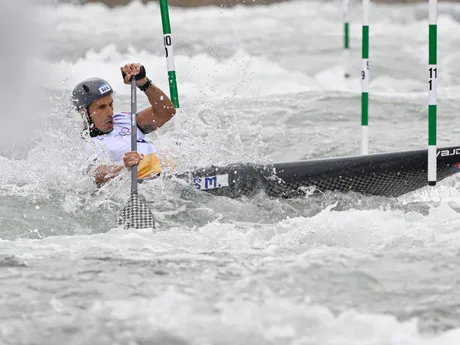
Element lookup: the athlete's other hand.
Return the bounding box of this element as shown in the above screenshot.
[123,151,144,169]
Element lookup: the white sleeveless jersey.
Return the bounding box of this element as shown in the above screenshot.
[85,112,167,179]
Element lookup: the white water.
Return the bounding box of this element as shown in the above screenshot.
[2,0,460,344]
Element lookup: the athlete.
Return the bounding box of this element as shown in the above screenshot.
[72,63,176,187]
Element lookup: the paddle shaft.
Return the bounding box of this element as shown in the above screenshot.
[131,78,138,195]
[118,79,156,230]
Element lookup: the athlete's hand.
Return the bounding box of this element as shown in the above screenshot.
[120,63,147,87]
[123,151,144,169]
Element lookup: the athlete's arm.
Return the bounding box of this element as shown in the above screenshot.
[136,79,176,134]
[120,63,176,134]
[93,152,145,187]
[94,165,124,187]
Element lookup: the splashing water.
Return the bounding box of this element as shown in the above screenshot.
[2,1,460,344]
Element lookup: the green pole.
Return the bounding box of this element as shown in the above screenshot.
[159,0,180,129]
[428,0,437,186]
[343,0,350,78]
[361,0,369,155]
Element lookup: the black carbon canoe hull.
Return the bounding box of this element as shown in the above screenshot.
[184,146,460,198]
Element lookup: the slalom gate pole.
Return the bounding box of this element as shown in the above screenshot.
[159,0,181,130]
[428,0,437,186]
[361,0,369,155]
[343,0,350,78]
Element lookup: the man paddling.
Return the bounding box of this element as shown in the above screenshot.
[72,63,176,187]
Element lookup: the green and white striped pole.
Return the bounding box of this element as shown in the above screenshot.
[428,0,437,186]
[343,0,350,78]
[361,0,369,155]
[159,0,180,130]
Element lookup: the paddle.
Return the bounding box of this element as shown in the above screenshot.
[118,77,156,230]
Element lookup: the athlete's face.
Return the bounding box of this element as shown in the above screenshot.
[88,95,114,133]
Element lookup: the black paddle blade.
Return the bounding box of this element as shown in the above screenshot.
[118,194,156,230]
